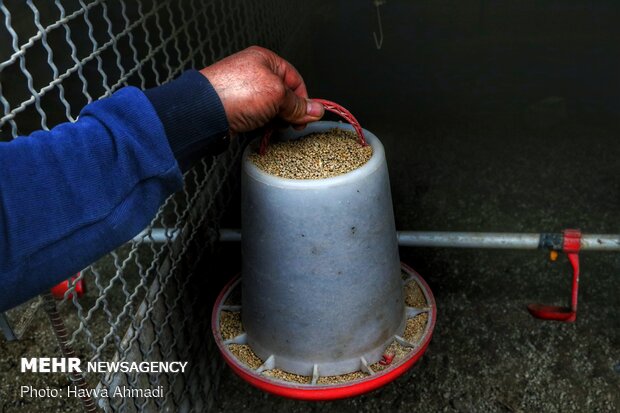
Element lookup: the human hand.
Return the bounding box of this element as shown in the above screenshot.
[199,46,324,133]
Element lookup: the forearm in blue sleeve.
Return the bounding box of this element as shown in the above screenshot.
[0,74,228,312]
[143,69,230,171]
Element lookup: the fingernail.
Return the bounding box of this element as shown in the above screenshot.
[306,100,323,117]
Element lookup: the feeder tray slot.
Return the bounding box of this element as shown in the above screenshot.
[406,307,429,318]
[394,335,416,348]
[311,364,320,385]
[224,332,247,346]
[360,357,375,375]
[256,355,276,374]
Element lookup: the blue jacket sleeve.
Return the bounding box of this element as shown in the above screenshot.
[0,71,229,311]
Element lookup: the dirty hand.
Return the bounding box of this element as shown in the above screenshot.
[200,46,324,133]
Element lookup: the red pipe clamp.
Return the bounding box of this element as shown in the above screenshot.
[528,229,581,322]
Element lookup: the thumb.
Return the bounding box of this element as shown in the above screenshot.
[279,88,324,124]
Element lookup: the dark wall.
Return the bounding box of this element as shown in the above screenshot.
[291,0,620,120]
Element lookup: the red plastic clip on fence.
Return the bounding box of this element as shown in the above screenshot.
[50,273,85,300]
[259,99,367,155]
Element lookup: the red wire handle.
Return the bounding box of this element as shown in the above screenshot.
[259,99,367,155]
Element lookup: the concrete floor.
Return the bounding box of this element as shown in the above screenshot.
[214,1,620,411]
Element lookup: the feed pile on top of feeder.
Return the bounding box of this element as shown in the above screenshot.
[249,128,373,179]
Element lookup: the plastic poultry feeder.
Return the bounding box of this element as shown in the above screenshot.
[212,103,436,400]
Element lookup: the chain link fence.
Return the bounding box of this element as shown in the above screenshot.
[0,0,313,411]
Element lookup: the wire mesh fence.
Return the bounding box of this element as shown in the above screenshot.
[0,0,312,411]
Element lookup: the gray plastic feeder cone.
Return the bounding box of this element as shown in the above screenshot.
[241,121,405,377]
